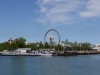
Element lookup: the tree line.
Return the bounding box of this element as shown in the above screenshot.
[0,37,95,51]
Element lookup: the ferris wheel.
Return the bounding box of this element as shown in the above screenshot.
[44,29,61,45]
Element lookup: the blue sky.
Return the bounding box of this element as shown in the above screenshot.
[0,0,100,44]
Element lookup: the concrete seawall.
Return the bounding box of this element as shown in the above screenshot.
[56,51,100,56]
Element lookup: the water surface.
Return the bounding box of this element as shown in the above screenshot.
[0,55,100,75]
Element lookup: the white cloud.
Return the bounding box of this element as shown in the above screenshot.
[36,0,100,26]
[79,0,100,18]
[37,0,85,26]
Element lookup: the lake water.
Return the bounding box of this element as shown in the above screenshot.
[0,55,100,75]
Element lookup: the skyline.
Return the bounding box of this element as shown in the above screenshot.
[0,0,100,44]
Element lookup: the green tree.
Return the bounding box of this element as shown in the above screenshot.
[15,37,26,48]
[39,42,44,49]
[27,43,37,50]
[55,44,62,51]
[9,42,18,50]
[0,42,10,51]
[81,42,92,50]
[44,42,50,49]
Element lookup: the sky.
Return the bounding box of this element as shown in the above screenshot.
[0,0,100,44]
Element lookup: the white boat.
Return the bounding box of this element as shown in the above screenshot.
[39,53,52,56]
[38,51,52,56]
[1,50,53,56]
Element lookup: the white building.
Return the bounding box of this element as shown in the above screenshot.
[94,44,100,51]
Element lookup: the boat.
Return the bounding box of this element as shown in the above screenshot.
[38,53,52,56]
[1,50,53,56]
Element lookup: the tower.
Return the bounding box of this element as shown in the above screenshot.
[8,38,13,45]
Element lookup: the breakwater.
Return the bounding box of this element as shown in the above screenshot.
[56,50,100,56]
